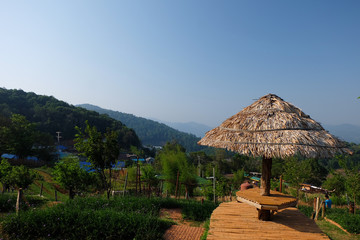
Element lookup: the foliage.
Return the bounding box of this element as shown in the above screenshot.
[200,219,210,240]
[0,196,216,239]
[157,142,197,196]
[331,195,348,206]
[74,121,120,199]
[141,164,159,189]
[271,158,285,178]
[181,200,218,221]
[79,103,205,152]
[7,165,36,190]
[53,156,96,199]
[0,114,53,160]
[298,205,314,218]
[338,155,360,213]
[0,159,13,192]
[322,171,346,197]
[326,208,360,234]
[0,88,140,149]
[0,193,48,212]
[232,168,245,187]
[283,156,311,197]
[305,158,328,186]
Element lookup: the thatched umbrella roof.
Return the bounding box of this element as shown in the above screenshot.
[198,94,351,159]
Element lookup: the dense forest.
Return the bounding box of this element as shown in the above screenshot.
[78,104,206,152]
[0,88,141,149]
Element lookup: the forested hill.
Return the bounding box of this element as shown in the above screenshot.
[78,104,205,152]
[0,88,141,149]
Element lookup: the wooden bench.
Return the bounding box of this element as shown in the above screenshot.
[236,188,297,220]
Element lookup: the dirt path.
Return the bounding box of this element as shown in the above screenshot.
[161,208,205,240]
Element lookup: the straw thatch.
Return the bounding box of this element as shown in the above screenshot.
[198,94,352,159]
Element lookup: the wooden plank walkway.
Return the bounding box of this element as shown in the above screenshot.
[207,201,329,240]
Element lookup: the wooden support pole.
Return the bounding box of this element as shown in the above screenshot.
[178,183,181,199]
[260,157,272,196]
[138,163,142,194]
[321,202,325,218]
[16,188,23,214]
[175,170,180,198]
[135,160,138,193]
[213,168,216,203]
[123,172,128,197]
[315,197,322,220]
[258,209,271,221]
[40,183,43,196]
[279,175,283,193]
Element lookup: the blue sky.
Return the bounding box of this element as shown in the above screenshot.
[1,1,359,128]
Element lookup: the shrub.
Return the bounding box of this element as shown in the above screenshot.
[326,208,360,234]
[181,201,217,221]
[1,196,173,240]
[331,195,348,206]
[298,205,313,218]
[0,194,48,212]
[1,207,172,240]
[0,196,216,239]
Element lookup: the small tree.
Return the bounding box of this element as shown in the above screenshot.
[53,156,94,199]
[157,142,196,197]
[344,167,360,214]
[74,121,120,199]
[283,156,311,197]
[322,171,346,197]
[232,168,245,188]
[0,159,12,193]
[141,165,159,196]
[339,155,360,213]
[8,165,36,190]
[1,114,36,159]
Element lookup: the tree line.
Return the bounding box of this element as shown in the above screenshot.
[0,88,141,149]
[78,104,206,152]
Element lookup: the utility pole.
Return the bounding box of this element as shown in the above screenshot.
[56,131,62,160]
[56,131,62,143]
[206,168,216,203]
[213,168,216,203]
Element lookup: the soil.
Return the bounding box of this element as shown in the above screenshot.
[161,208,205,240]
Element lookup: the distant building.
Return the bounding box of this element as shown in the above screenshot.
[1,153,18,160]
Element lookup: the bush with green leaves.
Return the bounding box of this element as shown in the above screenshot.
[53,156,96,199]
[326,208,360,234]
[0,194,48,212]
[298,204,360,234]
[0,196,217,239]
[297,205,313,218]
[1,196,170,240]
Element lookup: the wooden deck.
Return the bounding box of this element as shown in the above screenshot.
[236,188,298,210]
[207,201,329,240]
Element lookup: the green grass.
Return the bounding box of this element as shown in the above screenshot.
[200,219,210,240]
[325,208,360,234]
[298,204,360,236]
[316,220,360,240]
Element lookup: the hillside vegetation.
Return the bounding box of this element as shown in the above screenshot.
[78,104,206,152]
[0,88,141,149]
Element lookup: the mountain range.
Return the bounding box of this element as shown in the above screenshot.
[79,103,360,145]
[78,104,205,152]
[159,122,360,144]
[151,119,211,138]
[323,124,360,144]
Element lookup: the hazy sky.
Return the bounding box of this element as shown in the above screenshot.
[1,1,359,128]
